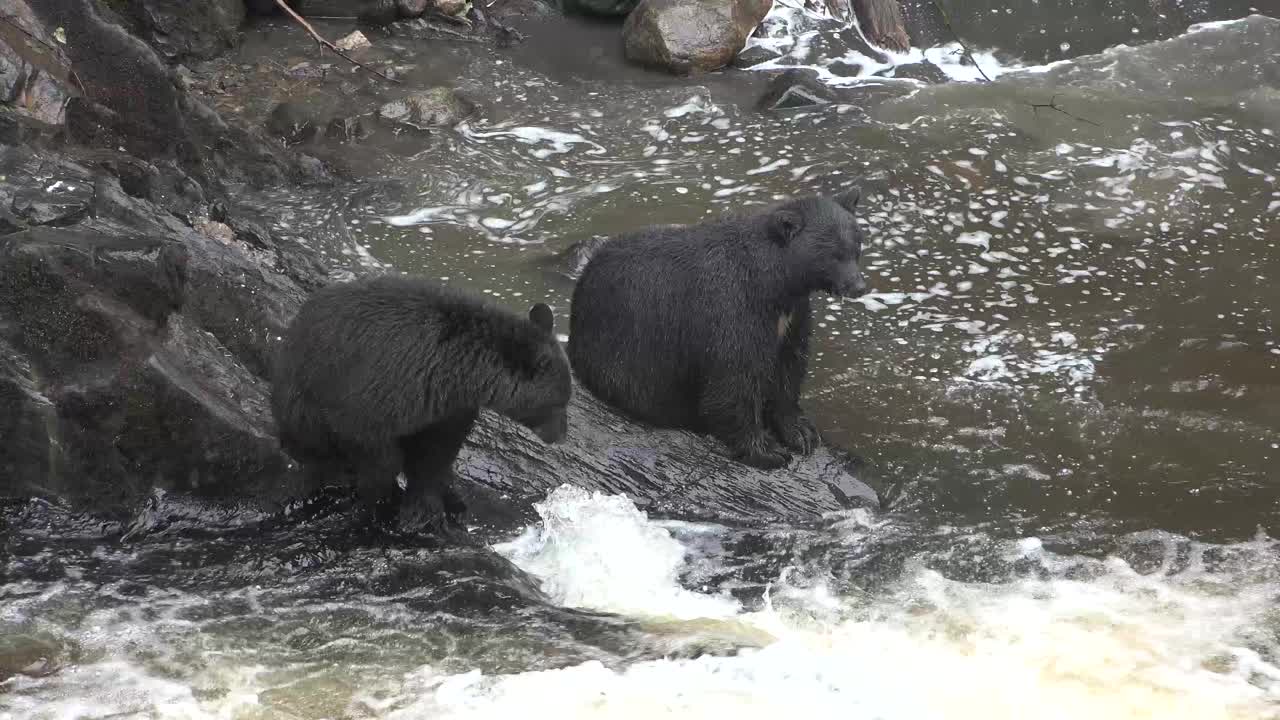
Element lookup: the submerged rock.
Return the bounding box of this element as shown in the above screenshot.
[730,43,782,69]
[756,69,835,111]
[623,0,773,74]
[880,60,948,83]
[266,101,320,145]
[378,87,476,129]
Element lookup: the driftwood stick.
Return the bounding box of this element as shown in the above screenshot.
[1028,94,1102,127]
[273,0,401,84]
[928,0,991,82]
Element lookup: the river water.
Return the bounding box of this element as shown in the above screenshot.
[4,7,1279,719]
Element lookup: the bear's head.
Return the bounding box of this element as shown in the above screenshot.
[506,302,572,444]
[769,188,869,299]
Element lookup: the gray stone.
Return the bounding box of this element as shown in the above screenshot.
[623,0,774,74]
[11,179,94,226]
[266,101,318,145]
[757,69,835,111]
[885,60,949,84]
[378,87,475,130]
[730,43,781,69]
[397,0,430,16]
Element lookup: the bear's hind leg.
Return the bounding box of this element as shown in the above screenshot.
[698,371,791,470]
[396,411,477,537]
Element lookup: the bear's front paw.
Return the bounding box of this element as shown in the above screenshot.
[778,415,820,455]
[737,435,792,470]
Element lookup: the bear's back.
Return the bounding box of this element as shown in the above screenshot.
[567,215,775,427]
[273,275,552,454]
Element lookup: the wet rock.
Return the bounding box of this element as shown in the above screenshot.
[0,1,73,126]
[827,59,863,77]
[285,62,327,80]
[0,150,323,511]
[377,87,475,129]
[0,111,23,145]
[881,60,948,83]
[433,0,470,16]
[623,0,774,74]
[30,0,322,191]
[11,180,94,226]
[325,115,366,142]
[458,384,881,523]
[561,0,640,18]
[334,30,371,52]
[730,43,781,69]
[266,101,319,145]
[756,69,835,111]
[111,0,247,62]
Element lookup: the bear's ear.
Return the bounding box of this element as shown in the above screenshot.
[529,303,555,334]
[835,186,861,212]
[768,209,804,245]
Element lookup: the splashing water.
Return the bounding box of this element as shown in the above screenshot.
[397,485,1280,720]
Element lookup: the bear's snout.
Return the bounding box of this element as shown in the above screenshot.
[833,263,869,298]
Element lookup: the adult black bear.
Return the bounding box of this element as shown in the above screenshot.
[568,189,869,470]
[272,274,572,534]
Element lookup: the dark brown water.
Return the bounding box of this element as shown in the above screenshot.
[3,10,1278,719]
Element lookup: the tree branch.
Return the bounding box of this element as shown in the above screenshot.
[1027,94,1102,127]
[928,0,991,82]
[273,0,401,84]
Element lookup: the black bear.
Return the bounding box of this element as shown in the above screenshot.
[272,274,572,534]
[568,189,869,470]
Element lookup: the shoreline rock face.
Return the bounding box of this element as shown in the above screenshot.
[623,0,773,74]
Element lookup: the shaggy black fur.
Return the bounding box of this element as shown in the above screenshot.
[272,274,571,534]
[568,190,869,469]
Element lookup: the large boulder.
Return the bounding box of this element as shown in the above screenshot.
[28,0,320,192]
[0,0,73,126]
[623,0,773,74]
[0,135,325,512]
[96,0,246,62]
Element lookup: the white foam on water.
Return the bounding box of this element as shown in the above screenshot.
[9,489,1280,719]
[742,1,1027,85]
[493,485,740,620]
[379,486,1280,719]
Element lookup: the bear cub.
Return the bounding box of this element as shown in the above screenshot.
[272,274,572,534]
[568,189,869,470]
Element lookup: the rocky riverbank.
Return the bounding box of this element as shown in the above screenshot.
[0,0,882,539]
